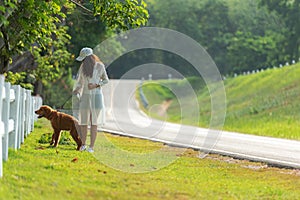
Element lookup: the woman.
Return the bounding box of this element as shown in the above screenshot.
[73,47,109,152]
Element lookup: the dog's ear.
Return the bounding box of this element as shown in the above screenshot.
[44,106,53,115]
[37,106,51,118]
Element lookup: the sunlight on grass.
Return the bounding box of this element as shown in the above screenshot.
[0,119,300,199]
[141,63,300,140]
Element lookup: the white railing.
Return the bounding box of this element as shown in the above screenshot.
[0,75,42,177]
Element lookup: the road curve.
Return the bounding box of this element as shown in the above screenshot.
[102,79,300,168]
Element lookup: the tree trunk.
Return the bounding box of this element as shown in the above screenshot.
[33,80,43,96]
[9,51,36,72]
[0,55,9,74]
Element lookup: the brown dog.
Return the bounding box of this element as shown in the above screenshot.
[35,105,82,150]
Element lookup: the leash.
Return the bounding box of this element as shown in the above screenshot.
[59,94,73,109]
[59,93,81,109]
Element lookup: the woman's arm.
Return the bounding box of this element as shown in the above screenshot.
[73,66,84,94]
[88,62,109,89]
[99,63,109,86]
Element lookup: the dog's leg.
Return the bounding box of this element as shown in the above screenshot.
[74,121,82,139]
[53,129,61,147]
[70,127,82,150]
[50,133,56,145]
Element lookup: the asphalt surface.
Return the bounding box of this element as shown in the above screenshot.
[102,79,300,169]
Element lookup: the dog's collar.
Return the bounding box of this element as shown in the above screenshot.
[46,111,56,120]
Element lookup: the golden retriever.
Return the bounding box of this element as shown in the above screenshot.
[35,105,82,150]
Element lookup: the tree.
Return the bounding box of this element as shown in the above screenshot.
[144,0,290,75]
[0,0,148,105]
[144,0,233,75]
[227,31,276,73]
[194,0,233,74]
[0,0,73,72]
[67,0,149,56]
[260,0,300,62]
[0,0,74,96]
[66,5,108,75]
[226,0,287,73]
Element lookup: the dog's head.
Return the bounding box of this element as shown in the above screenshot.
[35,105,54,119]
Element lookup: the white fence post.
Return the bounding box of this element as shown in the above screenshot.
[0,75,43,178]
[29,91,34,133]
[24,89,31,137]
[10,85,21,149]
[16,87,23,149]
[0,75,4,177]
[19,87,25,144]
[2,82,11,161]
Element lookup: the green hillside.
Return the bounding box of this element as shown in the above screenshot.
[141,63,300,140]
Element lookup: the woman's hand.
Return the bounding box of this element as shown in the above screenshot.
[88,83,99,90]
[73,88,80,95]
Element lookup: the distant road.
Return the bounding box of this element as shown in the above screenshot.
[102,79,300,168]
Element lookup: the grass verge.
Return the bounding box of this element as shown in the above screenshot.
[0,118,300,199]
[141,63,300,140]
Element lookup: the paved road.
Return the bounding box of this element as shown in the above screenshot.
[102,79,300,168]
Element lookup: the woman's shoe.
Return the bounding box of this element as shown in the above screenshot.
[87,147,94,153]
[79,145,86,151]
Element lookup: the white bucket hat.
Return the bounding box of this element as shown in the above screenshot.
[76,47,93,61]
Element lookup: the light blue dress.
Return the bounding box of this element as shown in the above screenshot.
[73,62,109,126]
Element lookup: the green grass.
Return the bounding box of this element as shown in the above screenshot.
[141,63,300,140]
[1,119,300,199]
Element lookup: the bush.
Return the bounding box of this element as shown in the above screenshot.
[38,131,73,145]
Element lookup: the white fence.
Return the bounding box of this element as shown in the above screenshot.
[0,75,42,177]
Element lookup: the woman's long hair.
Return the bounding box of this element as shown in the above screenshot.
[81,54,102,78]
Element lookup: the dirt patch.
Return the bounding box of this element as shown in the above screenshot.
[206,153,300,176]
[157,99,173,116]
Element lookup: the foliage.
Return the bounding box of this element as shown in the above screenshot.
[67,0,149,60]
[0,0,17,35]
[146,0,230,74]
[0,0,75,95]
[147,0,202,39]
[0,0,148,73]
[144,0,292,75]
[1,118,300,199]
[3,71,34,90]
[260,0,300,61]
[226,0,288,73]
[66,7,107,70]
[31,26,73,85]
[0,0,149,107]
[38,132,73,145]
[91,0,149,30]
[227,31,279,73]
[42,67,74,107]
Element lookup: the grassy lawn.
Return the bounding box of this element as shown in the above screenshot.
[141,63,300,140]
[0,118,300,199]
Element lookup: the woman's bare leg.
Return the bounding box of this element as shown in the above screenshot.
[80,125,88,146]
[90,125,98,149]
